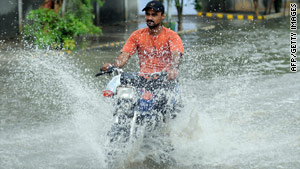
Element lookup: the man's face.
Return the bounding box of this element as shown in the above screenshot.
[145,9,165,29]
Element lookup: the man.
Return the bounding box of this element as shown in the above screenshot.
[101,0,184,81]
[103,2,183,164]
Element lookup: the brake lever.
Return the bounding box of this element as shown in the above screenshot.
[95,66,123,77]
[95,65,115,77]
[95,72,105,77]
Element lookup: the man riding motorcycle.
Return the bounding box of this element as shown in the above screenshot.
[101,1,184,165]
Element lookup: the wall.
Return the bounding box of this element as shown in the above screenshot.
[99,0,138,24]
[0,0,19,38]
[0,0,42,39]
[231,0,266,12]
[1,0,139,39]
[127,0,139,21]
[202,0,234,12]
[203,0,267,12]
[99,0,125,23]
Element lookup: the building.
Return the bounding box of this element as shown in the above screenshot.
[0,0,41,39]
[0,0,138,39]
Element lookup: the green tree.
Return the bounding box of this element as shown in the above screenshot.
[24,0,104,50]
[194,0,202,12]
[174,0,183,31]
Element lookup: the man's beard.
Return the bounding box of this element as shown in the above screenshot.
[147,20,160,29]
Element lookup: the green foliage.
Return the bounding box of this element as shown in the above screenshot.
[174,0,182,8]
[194,0,202,12]
[63,39,76,50]
[68,0,103,33]
[163,21,176,31]
[24,0,104,50]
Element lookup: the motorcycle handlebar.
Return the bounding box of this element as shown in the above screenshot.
[95,66,122,77]
[96,65,168,79]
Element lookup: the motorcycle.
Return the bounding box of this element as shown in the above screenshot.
[96,66,181,165]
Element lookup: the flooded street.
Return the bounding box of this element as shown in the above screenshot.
[1,16,300,169]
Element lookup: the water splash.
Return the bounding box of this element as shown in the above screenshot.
[0,49,112,168]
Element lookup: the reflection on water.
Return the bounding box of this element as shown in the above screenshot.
[0,17,300,169]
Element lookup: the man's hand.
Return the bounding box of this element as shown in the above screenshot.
[167,68,178,81]
[101,63,112,71]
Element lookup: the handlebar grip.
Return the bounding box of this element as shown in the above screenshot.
[95,72,105,77]
[106,65,115,73]
[95,65,116,77]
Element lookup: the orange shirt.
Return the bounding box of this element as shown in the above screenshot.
[122,27,184,74]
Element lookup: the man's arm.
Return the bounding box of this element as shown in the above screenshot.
[101,52,131,71]
[167,30,184,80]
[167,51,183,80]
[102,30,137,70]
[170,51,182,69]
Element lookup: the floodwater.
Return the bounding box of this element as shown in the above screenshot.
[1,16,300,169]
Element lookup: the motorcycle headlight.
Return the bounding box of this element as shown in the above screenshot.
[116,86,135,99]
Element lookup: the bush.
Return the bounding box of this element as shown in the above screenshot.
[24,4,102,50]
[194,0,203,12]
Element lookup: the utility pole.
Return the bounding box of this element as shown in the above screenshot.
[96,2,100,25]
[124,0,128,22]
[167,0,172,22]
[61,0,67,17]
[18,0,23,34]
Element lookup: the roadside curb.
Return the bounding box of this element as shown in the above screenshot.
[198,12,263,20]
[197,11,291,20]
